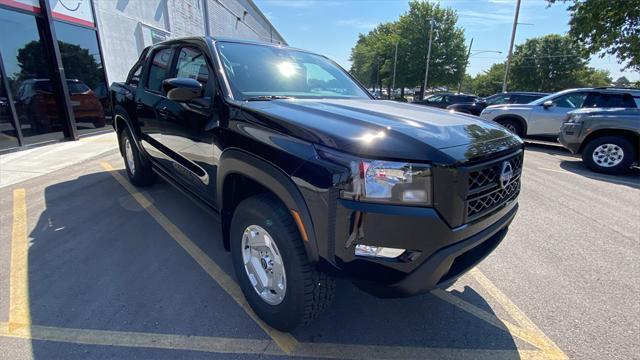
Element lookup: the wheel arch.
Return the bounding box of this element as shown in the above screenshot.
[579,129,639,155]
[493,114,528,136]
[217,148,319,263]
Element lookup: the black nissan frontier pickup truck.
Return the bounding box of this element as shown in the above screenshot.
[110,37,524,331]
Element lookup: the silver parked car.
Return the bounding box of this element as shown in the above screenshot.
[479,87,640,137]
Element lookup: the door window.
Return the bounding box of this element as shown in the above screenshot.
[552,92,587,108]
[175,47,211,97]
[146,48,174,93]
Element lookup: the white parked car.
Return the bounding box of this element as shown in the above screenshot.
[479,87,640,137]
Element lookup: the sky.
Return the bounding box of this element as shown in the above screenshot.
[254,0,639,82]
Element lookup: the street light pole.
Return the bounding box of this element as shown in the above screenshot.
[392,41,398,96]
[458,38,473,93]
[502,0,522,92]
[423,18,434,99]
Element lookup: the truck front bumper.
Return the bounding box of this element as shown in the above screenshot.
[558,122,584,154]
[328,197,518,298]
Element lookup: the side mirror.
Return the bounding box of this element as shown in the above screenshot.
[162,78,203,102]
[543,100,554,109]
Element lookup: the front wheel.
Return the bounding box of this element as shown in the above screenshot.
[496,118,524,138]
[582,136,635,174]
[230,194,335,331]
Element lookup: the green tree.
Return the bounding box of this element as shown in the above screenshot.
[472,63,505,96]
[17,40,103,90]
[349,0,467,98]
[509,34,590,92]
[548,0,640,71]
[395,0,466,94]
[614,76,631,87]
[349,22,399,92]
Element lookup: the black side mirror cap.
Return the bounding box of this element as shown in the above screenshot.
[162,78,203,102]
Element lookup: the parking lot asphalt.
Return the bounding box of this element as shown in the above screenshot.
[0,142,638,359]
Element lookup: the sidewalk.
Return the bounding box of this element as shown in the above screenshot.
[0,132,119,188]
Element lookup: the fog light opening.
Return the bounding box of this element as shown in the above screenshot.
[355,244,406,259]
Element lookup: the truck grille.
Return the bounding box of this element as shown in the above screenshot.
[465,153,522,222]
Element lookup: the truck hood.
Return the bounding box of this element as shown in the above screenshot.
[240,99,522,164]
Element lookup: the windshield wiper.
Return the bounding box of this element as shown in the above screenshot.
[245,95,293,101]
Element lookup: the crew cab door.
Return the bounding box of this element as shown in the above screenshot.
[156,45,220,202]
[527,92,588,135]
[135,46,175,162]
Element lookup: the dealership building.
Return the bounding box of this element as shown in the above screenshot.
[0,0,284,152]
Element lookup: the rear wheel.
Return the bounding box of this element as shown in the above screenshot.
[120,126,156,186]
[230,194,335,331]
[582,136,635,174]
[496,118,524,138]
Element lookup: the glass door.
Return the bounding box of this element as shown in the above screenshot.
[0,7,66,146]
[0,62,20,150]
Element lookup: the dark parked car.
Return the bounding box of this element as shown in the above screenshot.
[14,79,106,133]
[447,92,548,116]
[559,107,639,174]
[110,37,524,331]
[413,93,478,109]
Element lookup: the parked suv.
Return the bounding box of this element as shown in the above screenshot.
[480,88,640,137]
[447,92,547,116]
[110,37,523,331]
[559,108,639,174]
[413,93,478,109]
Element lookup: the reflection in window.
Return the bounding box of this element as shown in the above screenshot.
[176,47,210,96]
[54,21,109,135]
[0,72,20,150]
[0,8,65,145]
[147,48,173,92]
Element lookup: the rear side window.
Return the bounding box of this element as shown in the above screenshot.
[513,95,537,104]
[585,93,637,108]
[146,48,173,92]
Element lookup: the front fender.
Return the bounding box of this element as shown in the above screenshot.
[217,148,319,263]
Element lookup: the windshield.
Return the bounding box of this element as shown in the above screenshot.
[216,42,370,100]
[530,90,577,105]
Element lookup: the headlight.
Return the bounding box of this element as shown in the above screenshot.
[355,160,431,204]
[566,114,585,123]
[318,148,433,206]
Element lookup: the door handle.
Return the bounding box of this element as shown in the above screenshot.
[158,106,168,118]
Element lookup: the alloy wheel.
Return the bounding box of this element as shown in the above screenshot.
[592,143,624,168]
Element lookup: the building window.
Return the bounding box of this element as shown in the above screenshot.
[0,8,65,146]
[54,20,110,136]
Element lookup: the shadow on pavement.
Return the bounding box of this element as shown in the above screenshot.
[24,168,523,358]
[558,160,640,189]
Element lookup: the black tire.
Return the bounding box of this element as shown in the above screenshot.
[230,194,335,331]
[581,136,636,175]
[120,126,156,186]
[496,118,524,138]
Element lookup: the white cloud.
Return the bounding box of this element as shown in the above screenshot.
[334,19,377,30]
[263,0,343,8]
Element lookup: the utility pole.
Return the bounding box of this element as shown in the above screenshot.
[392,42,398,96]
[458,38,473,93]
[422,18,434,99]
[502,0,521,92]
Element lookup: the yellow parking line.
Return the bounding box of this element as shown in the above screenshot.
[0,321,550,359]
[469,269,567,358]
[100,162,299,354]
[9,188,30,334]
[0,321,280,356]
